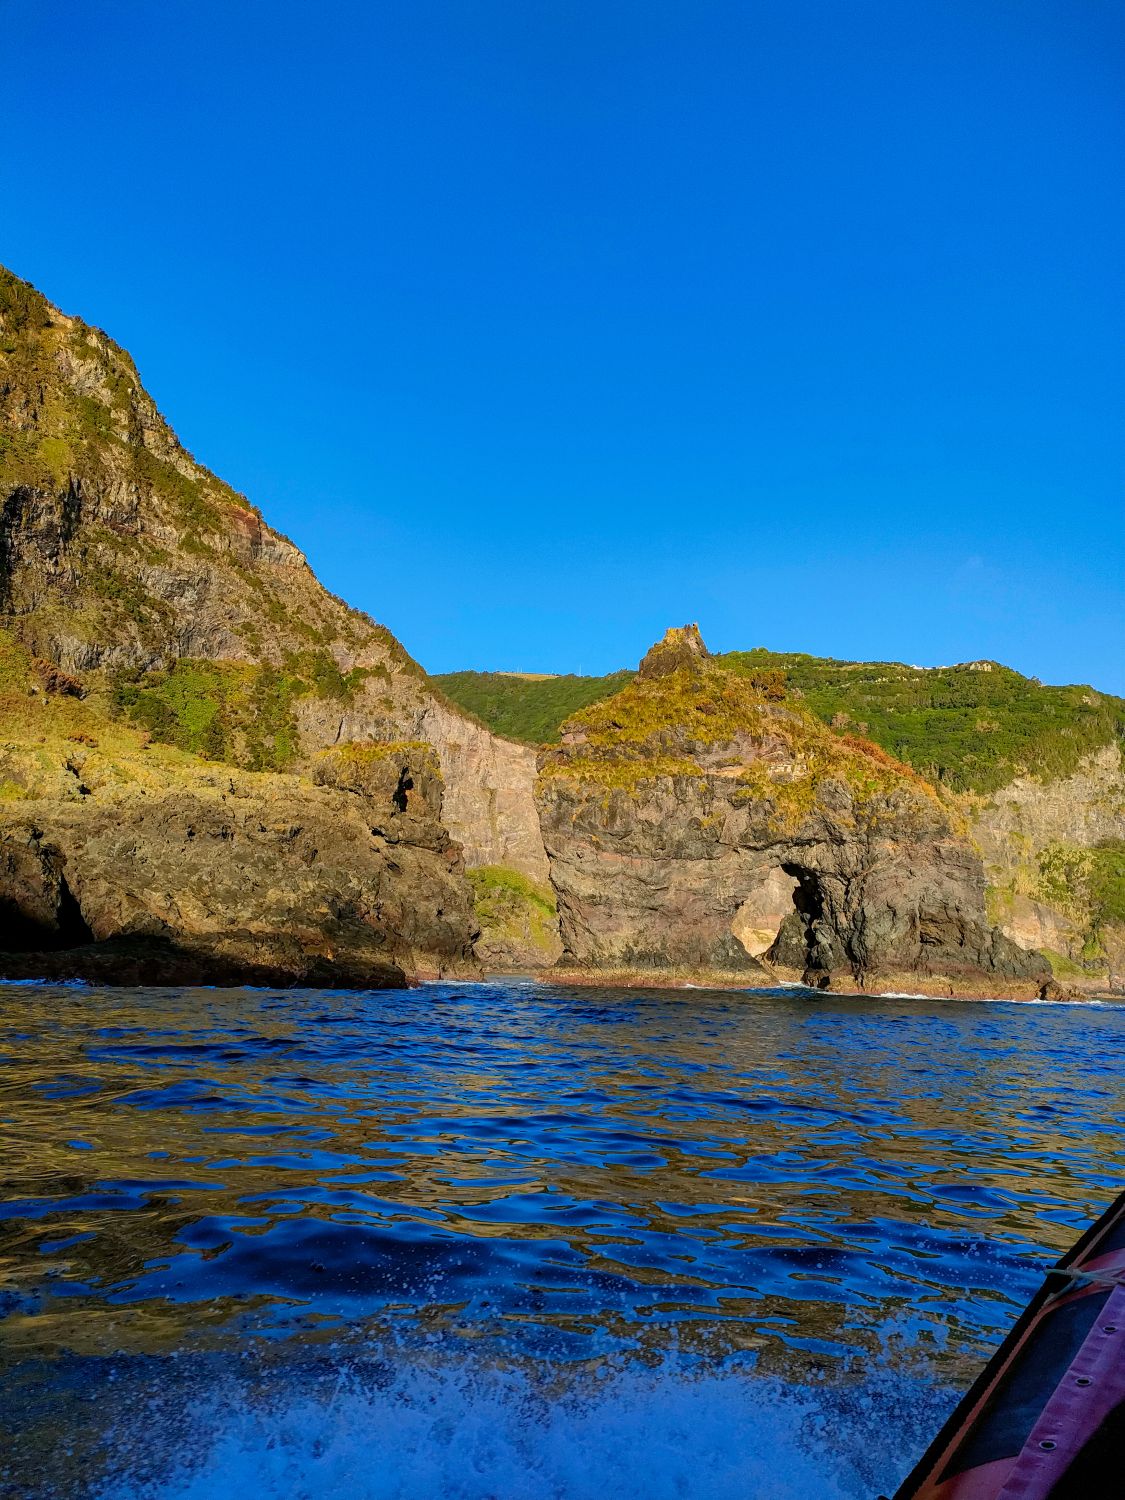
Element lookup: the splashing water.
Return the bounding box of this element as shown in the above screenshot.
[96,1353,942,1500]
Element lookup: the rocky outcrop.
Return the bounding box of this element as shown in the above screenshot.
[972,745,1125,869]
[0,739,477,987]
[466,865,564,971]
[536,628,1046,989]
[970,746,1125,970]
[0,269,1080,994]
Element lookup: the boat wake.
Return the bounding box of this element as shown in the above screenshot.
[97,1351,950,1500]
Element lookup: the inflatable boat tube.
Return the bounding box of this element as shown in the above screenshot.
[893,1188,1125,1499]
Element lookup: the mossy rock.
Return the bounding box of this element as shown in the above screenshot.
[313,740,443,817]
[467,865,562,969]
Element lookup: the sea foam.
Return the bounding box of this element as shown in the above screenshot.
[99,1354,945,1500]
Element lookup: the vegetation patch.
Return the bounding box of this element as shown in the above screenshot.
[110,650,401,773]
[539,750,706,796]
[1040,948,1090,981]
[282,649,372,702]
[111,659,304,770]
[435,647,1125,799]
[722,649,1125,794]
[541,659,939,818]
[432,670,633,744]
[467,865,559,957]
[0,268,52,337]
[557,665,777,753]
[1034,839,1125,955]
[1089,841,1125,930]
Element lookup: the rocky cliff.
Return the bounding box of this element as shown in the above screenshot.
[443,641,1125,989]
[536,627,1046,990]
[0,625,476,984]
[0,267,1097,994]
[0,264,548,885]
[968,744,1125,981]
[0,265,549,982]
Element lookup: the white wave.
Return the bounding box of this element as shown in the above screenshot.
[99,1357,938,1500]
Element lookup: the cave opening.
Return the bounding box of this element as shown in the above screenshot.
[393,768,414,814]
[0,868,93,952]
[782,862,826,923]
[730,867,800,959]
[764,863,836,984]
[56,872,94,947]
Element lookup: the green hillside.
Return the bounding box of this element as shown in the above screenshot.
[720,650,1125,794]
[434,652,1125,794]
[431,670,632,745]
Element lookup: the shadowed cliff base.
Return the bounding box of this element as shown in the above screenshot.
[0,934,409,989]
[545,964,1069,1002]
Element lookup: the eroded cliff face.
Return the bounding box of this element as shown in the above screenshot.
[968,744,1125,972]
[972,745,1125,859]
[536,628,1045,989]
[418,698,549,881]
[0,267,1087,992]
[0,706,477,987]
[0,265,549,903]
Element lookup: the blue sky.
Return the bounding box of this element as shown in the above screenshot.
[3,1,1123,689]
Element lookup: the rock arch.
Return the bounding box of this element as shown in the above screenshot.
[762,862,841,987]
[730,866,800,959]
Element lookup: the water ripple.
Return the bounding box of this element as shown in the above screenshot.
[1,980,1123,1496]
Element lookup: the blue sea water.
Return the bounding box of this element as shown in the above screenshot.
[1,979,1123,1499]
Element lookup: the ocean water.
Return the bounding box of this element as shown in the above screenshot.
[1,979,1123,1499]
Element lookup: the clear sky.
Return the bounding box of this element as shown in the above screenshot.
[3,1,1123,689]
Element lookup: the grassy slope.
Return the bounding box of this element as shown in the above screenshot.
[721,650,1125,795]
[1,266,438,774]
[436,653,1125,796]
[0,625,256,803]
[538,656,942,844]
[431,671,633,745]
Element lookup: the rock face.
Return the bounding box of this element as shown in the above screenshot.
[972,745,1125,865]
[969,745,1125,968]
[0,268,1077,994]
[466,866,564,972]
[418,698,549,882]
[537,628,1045,988]
[0,726,476,987]
[0,265,548,910]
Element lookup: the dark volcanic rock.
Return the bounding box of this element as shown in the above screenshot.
[0,757,478,987]
[536,630,1048,989]
[0,936,408,989]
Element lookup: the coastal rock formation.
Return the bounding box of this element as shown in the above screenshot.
[418,698,549,882]
[0,715,477,987]
[0,264,549,969]
[970,746,1125,965]
[0,267,1096,993]
[537,628,1046,989]
[466,865,564,971]
[440,639,1125,990]
[972,744,1125,853]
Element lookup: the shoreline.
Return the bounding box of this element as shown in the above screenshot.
[1,950,1119,1005]
[527,963,1123,1004]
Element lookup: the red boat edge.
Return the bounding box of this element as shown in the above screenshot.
[892,1189,1125,1499]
